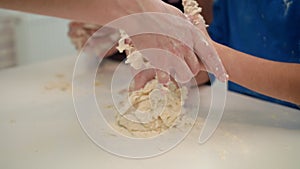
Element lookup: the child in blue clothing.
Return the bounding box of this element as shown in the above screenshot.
[208,0,300,109]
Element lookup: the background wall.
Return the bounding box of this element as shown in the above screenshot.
[0,9,77,68]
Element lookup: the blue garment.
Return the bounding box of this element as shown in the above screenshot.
[208,0,300,109]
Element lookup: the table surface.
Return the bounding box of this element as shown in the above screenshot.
[0,56,299,169]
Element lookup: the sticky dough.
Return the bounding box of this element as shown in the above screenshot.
[116,79,187,136]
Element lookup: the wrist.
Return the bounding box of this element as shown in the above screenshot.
[212,41,233,81]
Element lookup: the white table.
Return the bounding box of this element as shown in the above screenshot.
[0,56,299,169]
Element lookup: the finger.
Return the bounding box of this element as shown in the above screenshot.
[162,39,194,84]
[167,48,194,84]
[192,26,228,82]
[132,69,156,91]
[183,47,202,75]
[156,69,170,85]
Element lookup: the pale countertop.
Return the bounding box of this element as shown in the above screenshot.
[0,56,299,169]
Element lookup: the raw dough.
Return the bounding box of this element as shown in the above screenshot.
[115,79,187,137]
[116,30,146,69]
[182,0,205,25]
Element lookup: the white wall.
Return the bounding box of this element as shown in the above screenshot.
[0,9,77,66]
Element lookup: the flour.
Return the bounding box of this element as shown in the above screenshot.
[283,0,293,16]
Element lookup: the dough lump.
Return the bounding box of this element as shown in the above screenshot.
[116,79,187,137]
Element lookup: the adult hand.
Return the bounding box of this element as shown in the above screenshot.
[68,21,120,57]
[66,0,226,90]
[124,1,227,90]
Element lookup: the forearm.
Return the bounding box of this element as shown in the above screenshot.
[0,0,164,24]
[214,42,300,104]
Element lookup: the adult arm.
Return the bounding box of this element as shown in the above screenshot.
[0,0,228,89]
[0,0,166,24]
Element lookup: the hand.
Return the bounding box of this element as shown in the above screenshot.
[68,21,119,57]
[68,0,227,91]
[123,1,227,90]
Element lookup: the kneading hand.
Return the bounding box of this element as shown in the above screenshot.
[122,1,227,89]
